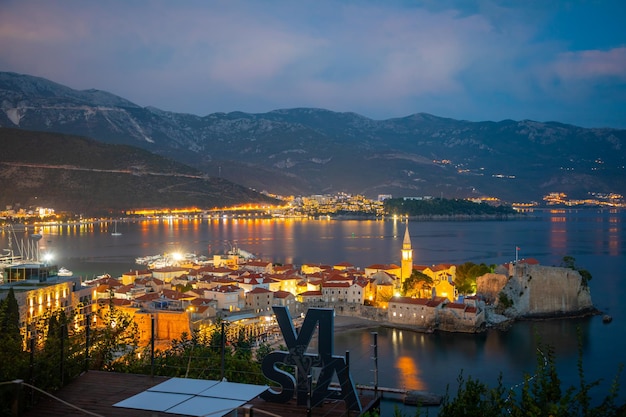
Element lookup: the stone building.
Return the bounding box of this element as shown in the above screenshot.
[387,296,448,328]
[203,284,244,312]
[245,287,273,313]
[438,302,485,332]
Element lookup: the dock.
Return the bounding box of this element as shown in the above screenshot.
[331,383,442,406]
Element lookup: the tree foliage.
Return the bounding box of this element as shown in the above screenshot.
[561,256,593,287]
[454,262,492,295]
[437,339,625,417]
[402,270,433,297]
[114,320,269,384]
[88,301,139,370]
[384,197,516,217]
[498,292,514,310]
[0,288,29,415]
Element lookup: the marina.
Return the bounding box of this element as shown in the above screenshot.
[134,243,256,269]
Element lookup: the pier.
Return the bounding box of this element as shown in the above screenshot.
[330,383,442,406]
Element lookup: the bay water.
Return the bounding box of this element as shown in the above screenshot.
[2,209,624,411]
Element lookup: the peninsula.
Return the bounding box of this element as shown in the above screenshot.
[1,222,597,355]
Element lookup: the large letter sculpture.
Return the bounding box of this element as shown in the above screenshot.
[260,306,361,412]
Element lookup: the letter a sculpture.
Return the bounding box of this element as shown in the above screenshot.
[260,306,362,412]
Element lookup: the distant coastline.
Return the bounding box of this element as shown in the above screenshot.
[1,213,531,229]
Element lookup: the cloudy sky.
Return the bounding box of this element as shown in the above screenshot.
[1,1,625,128]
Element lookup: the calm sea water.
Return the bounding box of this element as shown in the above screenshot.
[2,209,625,410]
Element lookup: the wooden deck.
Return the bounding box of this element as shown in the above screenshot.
[18,371,378,417]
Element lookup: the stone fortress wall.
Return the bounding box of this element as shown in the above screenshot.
[477,263,594,318]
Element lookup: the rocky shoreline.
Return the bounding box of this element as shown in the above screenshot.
[263,308,605,352]
[331,305,604,337]
[518,306,601,321]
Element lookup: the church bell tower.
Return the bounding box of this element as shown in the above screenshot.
[401,220,413,282]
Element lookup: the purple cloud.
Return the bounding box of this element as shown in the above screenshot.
[0,1,624,127]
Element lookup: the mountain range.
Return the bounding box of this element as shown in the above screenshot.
[1,71,625,204]
[0,128,277,215]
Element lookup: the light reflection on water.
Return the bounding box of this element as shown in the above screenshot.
[395,355,425,391]
[1,209,625,411]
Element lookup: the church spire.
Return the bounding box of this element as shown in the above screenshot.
[401,220,413,281]
[403,220,412,250]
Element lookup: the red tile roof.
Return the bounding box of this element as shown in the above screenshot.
[212,277,237,284]
[245,260,273,267]
[299,290,323,297]
[190,297,214,306]
[194,305,212,314]
[114,284,134,293]
[95,284,114,292]
[519,258,540,265]
[274,264,295,272]
[209,284,242,293]
[249,287,272,294]
[426,297,448,307]
[391,296,429,305]
[322,282,351,288]
[134,292,160,302]
[273,290,293,299]
[269,274,298,281]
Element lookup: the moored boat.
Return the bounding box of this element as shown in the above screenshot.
[58,267,73,276]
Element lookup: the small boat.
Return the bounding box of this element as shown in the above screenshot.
[602,315,613,324]
[111,220,122,236]
[58,267,73,277]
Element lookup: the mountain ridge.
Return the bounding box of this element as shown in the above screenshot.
[0,127,277,215]
[1,71,625,203]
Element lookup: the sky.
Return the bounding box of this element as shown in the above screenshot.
[1,0,625,128]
